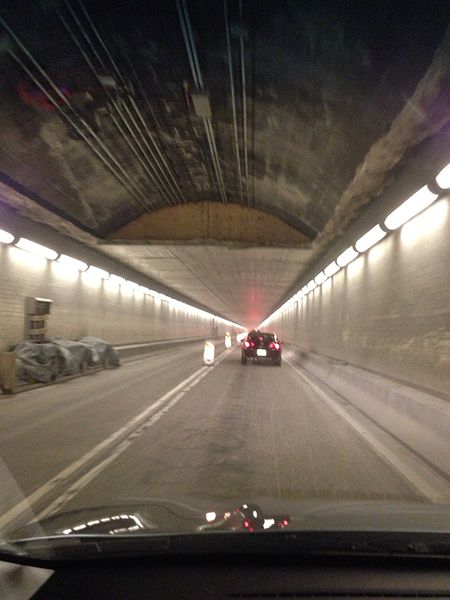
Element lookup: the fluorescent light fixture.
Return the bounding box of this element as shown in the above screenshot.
[0,228,14,244]
[125,280,139,290]
[324,261,340,277]
[16,237,58,260]
[384,186,438,230]
[314,271,327,285]
[307,279,317,291]
[355,224,387,252]
[139,286,151,294]
[57,254,88,271]
[301,285,309,295]
[86,265,109,279]
[336,246,359,267]
[109,274,126,286]
[435,163,450,189]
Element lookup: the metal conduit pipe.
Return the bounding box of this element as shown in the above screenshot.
[224,0,244,205]
[76,0,127,87]
[0,16,153,211]
[63,0,109,73]
[127,94,188,205]
[176,0,228,203]
[6,45,150,213]
[239,0,250,207]
[60,4,184,207]
[204,119,227,203]
[57,9,163,208]
[177,0,204,90]
[119,98,184,205]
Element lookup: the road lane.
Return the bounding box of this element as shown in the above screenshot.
[0,340,226,519]
[53,348,424,518]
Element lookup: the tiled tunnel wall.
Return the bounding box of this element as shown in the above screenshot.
[267,196,450,397]
[0,212,226,350]
[0,250,218,350]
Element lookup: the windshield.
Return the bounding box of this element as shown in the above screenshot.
[0,0,449,559]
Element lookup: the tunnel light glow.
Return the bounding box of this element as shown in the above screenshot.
[314,271,327,286]
[16,237,58,260]
[355,225,387,252]
[0,228,14,244]
[336,246,359,267]
[109,274,126,286]
[384,186,438,230]
[301,285,309,295]
[435,162,450,189]
[205,512,216,522]
[307,279,317,292]
[86,265,109,279]
[52,261,80,282]
[125,280,139,290]
[324,261,340,277]
[400,199,448,246]
[57,254,88,271]
[10,246,47,270]
[139,286,151,294]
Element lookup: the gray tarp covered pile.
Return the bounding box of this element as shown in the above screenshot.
[47,337,96,374]
[79,336,120,367]
[15,336,119,384]
[15,342,61,384]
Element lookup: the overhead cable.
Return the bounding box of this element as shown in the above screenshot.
[63,1,185,206]
[0,15,153,212]
[224,0,244,205]
[176,0,228,203]
[239,0,250,206]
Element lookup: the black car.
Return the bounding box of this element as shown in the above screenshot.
[241,331,282,366]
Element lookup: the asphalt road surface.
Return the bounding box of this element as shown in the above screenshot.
[0,342,439,530]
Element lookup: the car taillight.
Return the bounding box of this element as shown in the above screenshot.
[269,342,280,350]
[244,341,250,348]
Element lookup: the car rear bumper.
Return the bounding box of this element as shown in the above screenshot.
[242,350,281,360]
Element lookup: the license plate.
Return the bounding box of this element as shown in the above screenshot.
[256,349,267,357]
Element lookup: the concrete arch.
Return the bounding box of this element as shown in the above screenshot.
[107,202,311,246]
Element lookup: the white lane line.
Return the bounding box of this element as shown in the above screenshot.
[0,349,231,531]
[285,358,450,504]
[35,391,185,520]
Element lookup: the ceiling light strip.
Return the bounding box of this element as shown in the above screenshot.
[258,173,447,327]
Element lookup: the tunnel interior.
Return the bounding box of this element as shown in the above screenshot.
[0,0,449,386]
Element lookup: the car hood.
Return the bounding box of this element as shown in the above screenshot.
[6,497,450,540]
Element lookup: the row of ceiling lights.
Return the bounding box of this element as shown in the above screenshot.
[259,162,450,328]
[0,232,244,330]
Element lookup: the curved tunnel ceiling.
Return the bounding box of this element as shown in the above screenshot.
[0,1,449,326]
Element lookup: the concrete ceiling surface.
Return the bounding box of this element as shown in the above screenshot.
[100,244,312,326]
[0,1,449,326]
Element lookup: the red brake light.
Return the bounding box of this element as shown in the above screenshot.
[269,342,280,350]
[250,341,255,347]
[243,520,250,528]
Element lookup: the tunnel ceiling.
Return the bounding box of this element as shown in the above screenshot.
[0,1,449,326]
